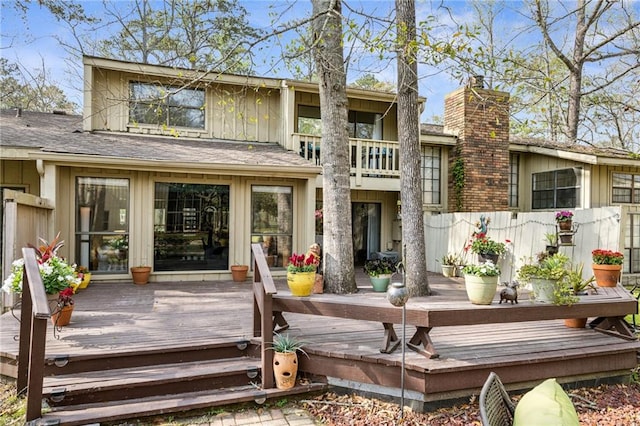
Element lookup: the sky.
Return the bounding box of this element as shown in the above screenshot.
[0,1,528,121]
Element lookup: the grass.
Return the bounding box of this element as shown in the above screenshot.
[623,286,640,328]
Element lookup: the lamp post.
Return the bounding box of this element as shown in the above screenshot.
[387,262,408,422]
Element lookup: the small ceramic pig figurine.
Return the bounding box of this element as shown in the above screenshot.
[499,281,519,304]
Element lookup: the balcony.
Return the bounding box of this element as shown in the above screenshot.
[293,133,401,188]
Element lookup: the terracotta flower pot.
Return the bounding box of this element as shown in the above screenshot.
[564,318,587,328]
[51,305,74,327]
[592,264,621,287]
[231,265,249,282]
[558,220,572,231]
[131,266,151,285]
[273,351,298,389]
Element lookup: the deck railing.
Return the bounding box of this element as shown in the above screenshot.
[293,133,401,180]
[17,247,51,422]
[251,243,277,389]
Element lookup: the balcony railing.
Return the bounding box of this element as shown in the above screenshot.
[293,133,401,179]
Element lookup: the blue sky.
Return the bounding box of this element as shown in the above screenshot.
[0,1,526,121]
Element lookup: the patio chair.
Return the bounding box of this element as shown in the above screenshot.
[479,372,516,426]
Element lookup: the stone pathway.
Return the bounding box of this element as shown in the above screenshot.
[199,407,318,425]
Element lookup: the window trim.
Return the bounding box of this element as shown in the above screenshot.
[531,167,582,210]
[129,81,206,129]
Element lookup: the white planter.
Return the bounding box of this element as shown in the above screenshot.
[530,278,557,303]
[464,275,499,305]
[441,265,456,278]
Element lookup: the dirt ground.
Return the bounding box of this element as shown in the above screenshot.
[2,377,640,425]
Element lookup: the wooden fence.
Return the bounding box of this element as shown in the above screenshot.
[425,207,623,283]
[1,189,54,312]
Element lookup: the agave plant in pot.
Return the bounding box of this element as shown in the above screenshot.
[269,333,308,390]
[438,253,460,278]
[461,261,500,305]
[363,257,396,292]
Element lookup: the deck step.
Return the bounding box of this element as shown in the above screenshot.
[43,357,262,406]
[43,339,257,375]
[39,383,327,426]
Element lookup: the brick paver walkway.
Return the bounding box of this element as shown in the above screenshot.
[205,407,318,425]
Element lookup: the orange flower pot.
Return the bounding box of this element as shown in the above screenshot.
[592,264,621,287]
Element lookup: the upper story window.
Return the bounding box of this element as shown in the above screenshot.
[348,111,382,140]
[129,82,205,129]
[296,105,383,140]
[612,173,640,204]
[509,153,519,208]
[532,167,581,209]
[421,146,441,204]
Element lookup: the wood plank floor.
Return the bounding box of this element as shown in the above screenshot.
[2,271,638,402]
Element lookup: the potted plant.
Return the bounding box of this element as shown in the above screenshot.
[438,253,459,278]
[363,257,396,292]
[516,253,571,303]
[591,249,624,287]
[51,286,75,327]
[555,210,573,231]
[562,263,597,328]
[461,261,500,305]
[231,263,249,282]
[465,216,508,264]
[269,333,308,390]
[544,233,558,255]
[131,265,152,285]
[286,252,319,296]
[75,265,91,290]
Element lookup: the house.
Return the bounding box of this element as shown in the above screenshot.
[1,55,639,292]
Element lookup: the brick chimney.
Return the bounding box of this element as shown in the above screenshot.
[444,77,510,212]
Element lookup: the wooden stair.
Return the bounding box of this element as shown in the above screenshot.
[40,384,326,426]
[30,340,327,425]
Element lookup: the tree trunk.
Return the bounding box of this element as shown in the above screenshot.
[311,0,356,293]
[396,0,430,297]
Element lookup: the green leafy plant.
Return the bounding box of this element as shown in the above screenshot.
[363,258,396,277]
[452,157,465,210]
[461,261,500,277]
[544,233,557,246]
[439,253,460,266]
[516,253,571,283]
[566,263,596,295]
[465,216,508,256]
[269,333,308,356]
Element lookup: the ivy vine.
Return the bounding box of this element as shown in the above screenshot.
[452,157,465,211]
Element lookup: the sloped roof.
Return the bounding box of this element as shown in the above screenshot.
[0,110,318,173]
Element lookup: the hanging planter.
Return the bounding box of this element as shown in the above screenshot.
[51,305,74,327]
[558,232,574,245]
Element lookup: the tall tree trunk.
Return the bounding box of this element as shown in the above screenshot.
[311,0,356,293]
[396,0,430,296]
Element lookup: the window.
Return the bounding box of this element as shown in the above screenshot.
[75,177,130,273]
[297,106,383,140]
[297,105,322,136]
[624,213,640,274]
[532,168,581,209]
[612,173,640,204]
[129,82,205,128]
[509,154,519,208]
[154,183,229,271]
[348,110,382,140]
[421,146,441,204]
[251,186,293,269]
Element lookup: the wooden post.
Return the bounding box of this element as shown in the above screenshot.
[17,248,51,422]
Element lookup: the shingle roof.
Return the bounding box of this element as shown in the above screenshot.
[0,109,317,169]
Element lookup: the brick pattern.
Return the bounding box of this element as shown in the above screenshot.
[444,86,510,212]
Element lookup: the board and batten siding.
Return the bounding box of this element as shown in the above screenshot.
[425,207,624,283]
[89,68,281,143]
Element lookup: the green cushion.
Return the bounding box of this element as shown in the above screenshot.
[513,378,579,426]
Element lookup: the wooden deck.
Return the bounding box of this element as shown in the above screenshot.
[2,271,639,411]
